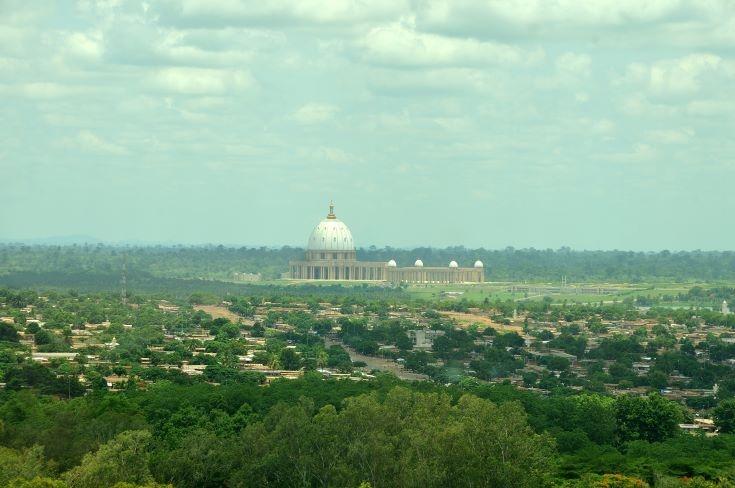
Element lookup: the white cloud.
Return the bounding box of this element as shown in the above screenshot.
[148,67,254,94]
[587,118,616,135]
[605,142,658,164]
[12,82,79,99]
[414,0,735,48]
[298,145,355,164]
[366,67,503,96]
[291,103,340,124]
[60,130,127,155]
[621,53,730,97]
[647,128,694,144]
[535,52,592,90]
[419,0,686,28]
[157,0,408,27]
[556,52,591,80]
[62,31,104,61]
[318,146,354,164]
[359,22,542,68]
[620,94,675,118]
[685,99,735,116]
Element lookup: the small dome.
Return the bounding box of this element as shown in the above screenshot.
[474,260,484,268]
[449,261,458,268]
[387,259,397,267]
[414,259,424,267]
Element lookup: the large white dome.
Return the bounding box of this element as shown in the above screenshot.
[307,205,355,252]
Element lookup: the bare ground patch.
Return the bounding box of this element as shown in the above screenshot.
[194,304,242,322]
[440,311,523,332]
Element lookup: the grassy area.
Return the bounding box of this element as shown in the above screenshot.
[403,280,735,305]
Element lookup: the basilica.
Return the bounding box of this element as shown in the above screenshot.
[288,204,484,284]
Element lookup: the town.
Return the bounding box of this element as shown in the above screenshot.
[4,283,735,437]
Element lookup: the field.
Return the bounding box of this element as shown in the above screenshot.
[404,280,732,306]
[205,279,734,308]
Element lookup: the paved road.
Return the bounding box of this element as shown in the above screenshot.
[325,337,430,382]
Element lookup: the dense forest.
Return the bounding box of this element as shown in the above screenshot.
[2,244,735,284]
[3,374,735,487]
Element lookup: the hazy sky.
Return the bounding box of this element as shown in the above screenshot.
[2,1,735,250]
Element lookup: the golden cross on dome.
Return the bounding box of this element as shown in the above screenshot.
[327,200,336,219]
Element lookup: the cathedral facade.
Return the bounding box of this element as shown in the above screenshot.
[288,204,484,284]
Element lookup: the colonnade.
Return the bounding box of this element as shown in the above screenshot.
[386,267,484,284]
[289,262,386,281]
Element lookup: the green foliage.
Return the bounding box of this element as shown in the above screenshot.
[0,445,51,486]
[5,245,735,290]
[64,430,154,488]
[234,387,556,487]
[0,323,20,342]
[279,347,301,370]
[5,478,69,488]
[562,473,649,487]
[714,399,735,434]
[614,394,684,443]
[4,286,735,487]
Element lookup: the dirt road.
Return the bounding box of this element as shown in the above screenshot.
[324,337,429,381]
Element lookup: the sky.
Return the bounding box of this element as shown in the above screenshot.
[2,0,735,250]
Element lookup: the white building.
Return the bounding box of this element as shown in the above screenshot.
[289,203,484,283]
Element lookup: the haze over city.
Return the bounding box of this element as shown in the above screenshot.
[3,1,735,250]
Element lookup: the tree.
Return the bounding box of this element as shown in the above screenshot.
[447,395,556,487]
[614,394,683,443]
[569,394,616,445]
[0,445,50,486]
[647,370,669,390]
[151,429,235,488]
[5,478,68,488]
[64,430,154,488]
[0,323,20,342]
[395,333,413,351]
[713,399,735,433]
[34,329,54,346]
[570,474,649,487]
[494,331,525,349]
[279,348,301,371]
